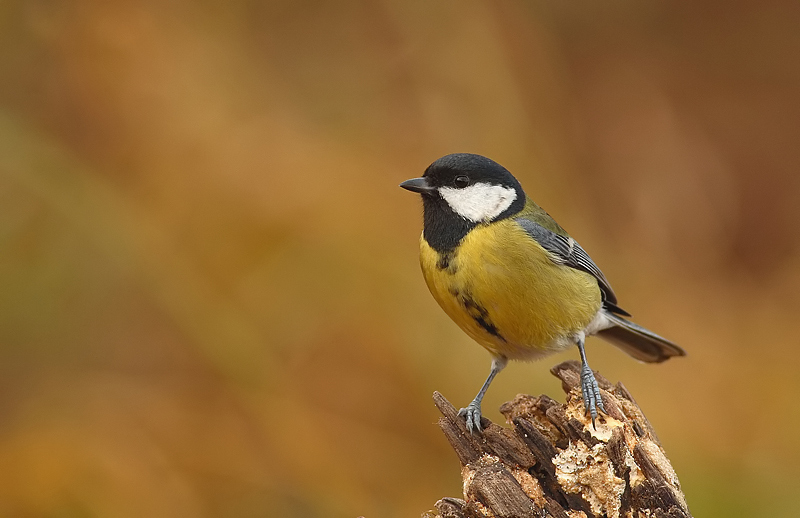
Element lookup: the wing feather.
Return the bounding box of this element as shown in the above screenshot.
[514,217,630,316]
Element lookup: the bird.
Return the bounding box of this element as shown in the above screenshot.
[400,153,685,433]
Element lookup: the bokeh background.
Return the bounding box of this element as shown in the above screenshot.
[1,1,799,516]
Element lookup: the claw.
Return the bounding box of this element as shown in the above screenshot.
[580,364,606,429]
[457,357,506,435]
[458,403,483,434]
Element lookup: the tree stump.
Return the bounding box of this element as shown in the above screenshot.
[423,360,691,518]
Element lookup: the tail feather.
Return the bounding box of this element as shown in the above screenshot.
[597,312,686,363]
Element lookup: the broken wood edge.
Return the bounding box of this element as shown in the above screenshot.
[423,361,691,518]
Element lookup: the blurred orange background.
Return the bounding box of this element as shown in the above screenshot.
[1,1,799,516]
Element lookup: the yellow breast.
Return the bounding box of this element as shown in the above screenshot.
[419,220,602,359]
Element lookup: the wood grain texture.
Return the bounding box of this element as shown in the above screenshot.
[424,361,691,518]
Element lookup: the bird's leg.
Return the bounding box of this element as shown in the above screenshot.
[577,335,606,429]
[458,356,507,434]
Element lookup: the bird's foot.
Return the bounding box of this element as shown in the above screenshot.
[580,363,606,429]
[458,401,484,434]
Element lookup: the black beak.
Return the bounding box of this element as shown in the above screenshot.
[400,177,436,195]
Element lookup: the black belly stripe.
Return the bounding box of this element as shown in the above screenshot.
[474,315,503,340]
[460,295,505,342]
[436,251,457,272]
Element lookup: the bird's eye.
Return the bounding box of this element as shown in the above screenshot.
[454,175,470,188]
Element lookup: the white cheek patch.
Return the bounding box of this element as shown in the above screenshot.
[439,183,518,223]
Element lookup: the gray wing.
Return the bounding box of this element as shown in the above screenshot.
[515,217,630,316]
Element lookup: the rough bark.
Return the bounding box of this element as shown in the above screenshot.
[422,360,691,518]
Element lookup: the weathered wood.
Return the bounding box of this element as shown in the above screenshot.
[424,360,691,518]
[467,461,542,518]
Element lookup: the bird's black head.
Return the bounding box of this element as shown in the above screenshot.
[400,153,526,252]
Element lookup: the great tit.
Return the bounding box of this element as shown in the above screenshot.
[401,153,685,432]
